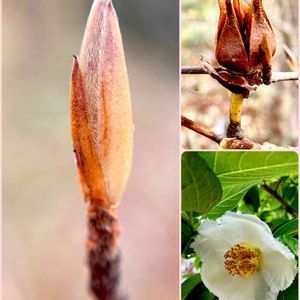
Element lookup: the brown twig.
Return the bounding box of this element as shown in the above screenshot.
[261,184,298,218]
[181,115,223,144]
[181,115,294,150]
[181,66,299,83]
[87,204,126,300]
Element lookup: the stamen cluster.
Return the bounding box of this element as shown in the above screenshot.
[224,243,261,278]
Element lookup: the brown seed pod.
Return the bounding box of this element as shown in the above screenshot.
[70,0,133,208]
[216,0,276,85]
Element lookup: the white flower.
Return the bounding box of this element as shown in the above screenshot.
[191,212,297,300]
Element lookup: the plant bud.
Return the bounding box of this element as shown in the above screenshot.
[216,0,276,84]
[70,0,133,207]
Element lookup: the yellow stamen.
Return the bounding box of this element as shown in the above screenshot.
[224,243,261,278]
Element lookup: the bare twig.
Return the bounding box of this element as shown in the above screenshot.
[271,72,299,83]
[181,115,223,144]
[181,66,299,83]
[261,184,298,218]
[87,204,126,300]
[181,115,294,150]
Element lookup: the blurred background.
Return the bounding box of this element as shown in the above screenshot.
[181,0,298,149]
[3,1,179,299]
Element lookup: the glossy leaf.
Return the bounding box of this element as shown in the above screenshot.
[181,274,201,300]
[182,152,222,213]
[274,219,298,238]
[199,152,298,219]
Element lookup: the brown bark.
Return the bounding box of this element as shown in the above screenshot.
[87,205,126,300]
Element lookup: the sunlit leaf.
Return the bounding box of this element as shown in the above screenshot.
[274,219,298,238]
[182,152,222,213]
[199,152,298,219]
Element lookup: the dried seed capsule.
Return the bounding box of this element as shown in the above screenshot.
[70,0,133,207]
[216,0,276,84]
[216,0,249,73]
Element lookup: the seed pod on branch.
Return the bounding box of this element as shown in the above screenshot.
[70,0,133,299]
[216,0,276,86]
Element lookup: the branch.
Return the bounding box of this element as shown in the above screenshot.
[181,115,294,150]
[271,72,299,83]
[181,66,299,83]
[87,204,126,300]
[261,184,298,218]
[181,115,223,144]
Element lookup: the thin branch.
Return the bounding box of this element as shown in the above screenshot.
[87,204,126,300]
[270,72,299,83]
[261,184,298,218]
[181,115,294,150]
[181,66,299,83]
[181,115,223,144]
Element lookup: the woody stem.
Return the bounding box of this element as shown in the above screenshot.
[227,93,244,139]
[87,204,126,300]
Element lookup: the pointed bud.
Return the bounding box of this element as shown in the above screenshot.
[70,0,133,207]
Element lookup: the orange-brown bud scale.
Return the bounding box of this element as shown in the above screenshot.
[216,0,276,85]
[70,0,133,208]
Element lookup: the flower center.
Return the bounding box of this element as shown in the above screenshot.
[224,243,261,278]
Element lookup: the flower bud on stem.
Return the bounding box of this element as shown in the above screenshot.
[70,0,133,299]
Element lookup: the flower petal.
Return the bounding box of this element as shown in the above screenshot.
[201,255,277,300]
[192,212,272,260]
[261,236,297,292]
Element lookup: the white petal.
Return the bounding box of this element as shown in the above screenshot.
[261,236,297,292]
[222,212,272,235]
[201,254,277,300]
[192,212,272,260]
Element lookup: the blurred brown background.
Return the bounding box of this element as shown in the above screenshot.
[3,1,179,299]
[181,0,298,149]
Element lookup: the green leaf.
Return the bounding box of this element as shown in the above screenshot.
[274,219,298,238]
[278,235,298,257]
[277,275,298,300]
[199,152,298,219]
[181,274,201,300]
[182,152,222,213]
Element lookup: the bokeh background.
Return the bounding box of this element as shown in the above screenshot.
[181,0,298,149]
[3,1,179,299]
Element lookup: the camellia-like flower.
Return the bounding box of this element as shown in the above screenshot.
[191,212,297,300]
